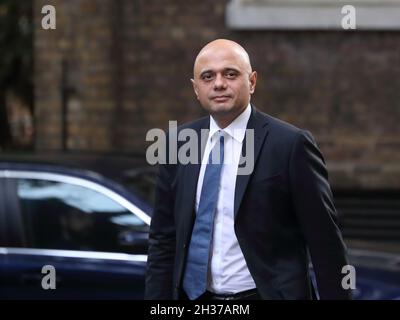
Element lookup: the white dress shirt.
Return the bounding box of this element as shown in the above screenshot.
[195,103,256,294]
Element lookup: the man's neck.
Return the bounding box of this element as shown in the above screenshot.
[212,105,249,129]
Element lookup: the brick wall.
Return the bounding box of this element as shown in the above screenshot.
[34,0,400,189]
[35,0,116,151]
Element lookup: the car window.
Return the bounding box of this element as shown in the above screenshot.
[122,167,157,207]
[13,178,149,254]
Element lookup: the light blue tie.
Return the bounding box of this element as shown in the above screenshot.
[183,134,225,300]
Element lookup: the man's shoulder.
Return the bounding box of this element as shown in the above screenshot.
[256,109,304,139]
[163,116,208,138]
[177,116,209,132]
[174,109,307,139]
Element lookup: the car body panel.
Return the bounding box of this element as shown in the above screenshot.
[2,248,146,299]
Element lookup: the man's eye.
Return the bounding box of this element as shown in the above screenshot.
[201,74,214,81]
[226,72,237,78]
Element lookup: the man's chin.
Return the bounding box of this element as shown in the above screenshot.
[208,103,233,115]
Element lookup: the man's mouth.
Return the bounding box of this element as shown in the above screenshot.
[212,95,231,102]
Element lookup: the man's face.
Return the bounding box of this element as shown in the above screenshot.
[192,47,257,119]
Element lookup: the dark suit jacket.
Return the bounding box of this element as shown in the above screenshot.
[145,106,352,300]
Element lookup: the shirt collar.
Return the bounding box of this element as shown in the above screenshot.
[209,103,251,143]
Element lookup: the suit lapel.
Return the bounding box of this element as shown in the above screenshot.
[234,107,269,219]
[181,117,209,243]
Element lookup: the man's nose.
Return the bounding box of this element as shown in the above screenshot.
[213,73,227,90]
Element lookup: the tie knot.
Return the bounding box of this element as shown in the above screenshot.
[209,133,225,165]
[219,134,224,146]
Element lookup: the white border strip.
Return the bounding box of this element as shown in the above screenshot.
[226,0,400,30]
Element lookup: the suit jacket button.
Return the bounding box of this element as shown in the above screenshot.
[183,244,187,248]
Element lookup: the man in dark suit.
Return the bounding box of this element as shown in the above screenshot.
[145,39,352,300]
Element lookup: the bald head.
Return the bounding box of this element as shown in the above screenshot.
[193,39,253,77]
[190,39,257,129]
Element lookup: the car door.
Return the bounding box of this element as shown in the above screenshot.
[1,170,150,299]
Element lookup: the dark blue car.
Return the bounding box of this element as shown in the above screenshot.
[1,154,399,299]
[0,154,152,299]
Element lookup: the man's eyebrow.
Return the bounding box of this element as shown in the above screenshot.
[199,69,213,77]
[224,68,240,73]
[199,67,241,77]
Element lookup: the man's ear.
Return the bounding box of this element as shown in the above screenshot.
[191,78,199,100]
[249,71,257,94]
